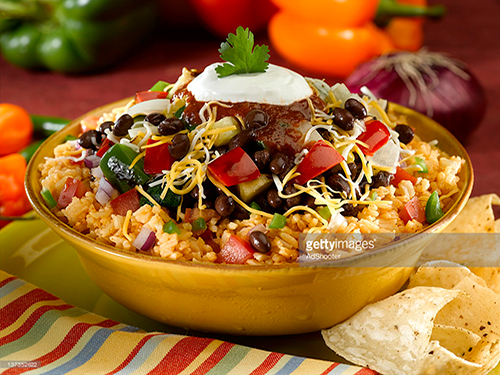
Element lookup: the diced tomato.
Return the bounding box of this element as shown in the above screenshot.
[110,189,141,216]
[392,166,417,186]
[135,91,169,103]
[357,120,391,156]
[57,178,88,208]
[218,235,255,264]
[400,196,426,224]
[294,140,344,186]
[143,139,174,174]
[208,147,260,187]
[96,138,114,157]
[81,115,99,132]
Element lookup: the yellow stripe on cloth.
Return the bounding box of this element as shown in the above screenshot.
[0,282,36,306]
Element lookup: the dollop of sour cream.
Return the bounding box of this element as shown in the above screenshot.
[187,63,313,105]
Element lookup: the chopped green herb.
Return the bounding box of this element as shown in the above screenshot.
[174,105,185,119]
[249,201,262,211]
[192,217,206,232]
[163,220,181,234]
[150,80,169,92]
[425,191,444,224]
[268,213,287,229]
[317,206,331,220]
[255,141,267,150]
[215,26,270,78]
[41,187,57,209]
[414,157,428,173]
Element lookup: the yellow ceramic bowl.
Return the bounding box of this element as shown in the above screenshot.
[25,101,473,336]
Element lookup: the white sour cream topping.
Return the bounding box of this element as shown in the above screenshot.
[187,63,313,105]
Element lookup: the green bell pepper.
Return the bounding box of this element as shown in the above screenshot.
[0,0,157,73]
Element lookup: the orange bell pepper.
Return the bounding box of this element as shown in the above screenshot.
[268,0,445,77]
[0,103,33,155]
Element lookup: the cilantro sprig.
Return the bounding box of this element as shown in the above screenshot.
[215,26,270,78]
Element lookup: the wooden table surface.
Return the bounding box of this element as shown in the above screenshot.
[1,0,499,199]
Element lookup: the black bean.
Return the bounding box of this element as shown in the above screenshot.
[303,195,316,209]
[112,114,133,136]
[158,118,184,136]
[395,124,415,144]
[78,130,102,151]
[98,121,114,134]
[168,133,190,159]
[190,185,200,200]
[269,154,287,175]
[231,203,249,220]
[245,109,269,129]
[249,231,271,253]
[215,195,235,217]
[327,174,351,196]
[332,108,355,131]
[253,149,270,170]
[347,162,358,178]
[267,189,283,209]
[345,98,367,119]
[283,185,301,207]
[371,171,394,188]
[341,203,360,217]
[145,113,166,126]
[228,128,254,150]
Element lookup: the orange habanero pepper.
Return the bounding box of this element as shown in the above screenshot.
[0,153,31,227]
[0,103,33,155]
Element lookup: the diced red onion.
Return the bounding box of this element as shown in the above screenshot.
[84,154,101,169]
[345,50,486,144]
[248,224,268,235]
[133,227,156,251]
[91,166,104,179]
[95,178,115,205]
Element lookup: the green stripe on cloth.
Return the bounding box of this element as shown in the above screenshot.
[203,344,253,374]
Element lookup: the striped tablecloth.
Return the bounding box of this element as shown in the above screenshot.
[0,271,377,375]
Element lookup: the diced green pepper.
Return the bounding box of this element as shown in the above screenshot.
[370,191,378,201]
[174,105,186,119]
[414,157,428,173]
[425,191,444,224]
[99,144,150,194]
[149,80,169,92]
[192,217,206,232]
[269,213,287,229]
[163,220,181,234]
[41,187,57,209]
[65,135,78,141]
[250,201,262,211]
[317,206,331,220]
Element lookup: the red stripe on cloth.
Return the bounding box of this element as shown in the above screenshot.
[0,288,60,330]
[320,363,340,374]
[249,352,285,375]
[106,334,159,375]
[354,368,379,374]
[1,319,122,375]
[0,304,73,346]
[190,341,235,375]
[148,336,214,375]
[0,276,17,288]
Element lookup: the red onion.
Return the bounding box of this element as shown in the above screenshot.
[345,49,487,144]
[84,154,101,169]
[133,227,156,251]
[95,177,115,205]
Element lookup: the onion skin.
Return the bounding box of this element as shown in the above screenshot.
[345,55,487,144]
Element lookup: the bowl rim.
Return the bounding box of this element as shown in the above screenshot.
[25,99,474,272]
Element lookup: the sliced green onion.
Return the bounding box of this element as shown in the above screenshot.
[425,191,444,224]
[255,141,267,150]
[268,213,287,229]
[370,191,378,201]
[250,201,262,211]
[163,220,181,234]
[174,105,186,119]
[414,157,428,173]
[41,187,57,209]
[317,206,331,220]
[149,80,169,92]
[192,217,206,232]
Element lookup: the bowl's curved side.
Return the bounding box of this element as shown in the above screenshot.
[25,101,473,335]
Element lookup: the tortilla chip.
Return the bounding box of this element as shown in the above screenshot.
[433,277,500,343]
[321,287,461,375]
[415,340,482,374]
[409,260,487,290]
[431,324,481,358]
[470,267,500,294]
[464,339,500,375]
[444,194,500,234]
